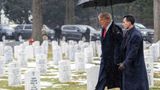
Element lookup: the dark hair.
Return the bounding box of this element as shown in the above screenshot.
[123,15,135,25]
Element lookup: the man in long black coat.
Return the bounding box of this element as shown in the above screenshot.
[54,25,62,45]
[85,27,90,42]
[119,15,149,90]
[95,12,123,90]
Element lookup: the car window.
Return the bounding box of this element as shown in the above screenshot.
[15,25,23,29]
[63,26,76,31]
[63,26,71,30]
[25,25,32,29]
[79,25,96,33]
[2,26,14,30]
[86,26,96,33]
[135,24,146,29]
[75,27,80,31]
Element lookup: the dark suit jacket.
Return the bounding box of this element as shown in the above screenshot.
[121,27,149,90]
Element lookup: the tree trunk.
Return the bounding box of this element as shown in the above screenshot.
[154,0,160,42]
[65,0,75,24]
[32,0,43,42]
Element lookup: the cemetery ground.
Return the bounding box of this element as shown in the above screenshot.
[0,41,160,90]
[0,42,88,90]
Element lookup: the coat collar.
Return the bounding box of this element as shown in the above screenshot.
[101,22,114,41]
[104,20,113,31]
[101,21,113,39]
[126,26,136,35]
[122,26,136,49]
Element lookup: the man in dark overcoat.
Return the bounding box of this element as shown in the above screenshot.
[85,27,90,42]
[119,15,149,90]
[95,12,123,90]
[54,25,62,45]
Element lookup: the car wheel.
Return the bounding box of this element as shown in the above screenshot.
[2,35,6,41]
[81,36,86,42]
[18,35,23,41]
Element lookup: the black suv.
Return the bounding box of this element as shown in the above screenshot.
[0,25,15,41]
[61,25,100,41]
[14,24,55,41]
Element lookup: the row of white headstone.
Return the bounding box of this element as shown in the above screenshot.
[0,40,101,65]
[143,41,160,88]
[0,41,47,90]
[52,40,101,65]
[0,40,156,90]
[144,40,160,88]
[7,61,40,90]
[0,40,102,90]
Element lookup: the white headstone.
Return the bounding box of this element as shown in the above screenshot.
[61,42,69,59]
[4,46,13,64]
[68,40,75,45]
[158,41,160,58]
[75,52,85,72]
[0,57,4,77]
[8,62,21,86]
[155,43,160,59]
[144,50,150,57]
[34,46,44,57]
[36,54,47,75]
[53,45,62,65]
[97,44,101,57]
[17,49,28,68]
[25,45,34,60]
[75,44,81,53]
[14,45,21,59]
[143,41,148,49]
[20,43,27,50]
[32,41,40,57]
[41,40,49,55]
[0,42,4,56]
[150,43,159,62]
[52,41,58,47]
[145,55,154,87]
[68,45,75,61]
[24,41,30,46]
[58,60,71,82]
[90,41,96,57]
[86,66,100,90]
[84,47,93,63]
[25,69,40,90]
[78,41,84,45]
[32,41,40,47]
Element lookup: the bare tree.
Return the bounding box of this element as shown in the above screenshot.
[65,0,75,24]
[32,0,43,42]
[154,0,160,42]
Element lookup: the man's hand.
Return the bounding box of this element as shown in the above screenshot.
[118,63,125,70]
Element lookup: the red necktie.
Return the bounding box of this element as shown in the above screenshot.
[103,28,107,38]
